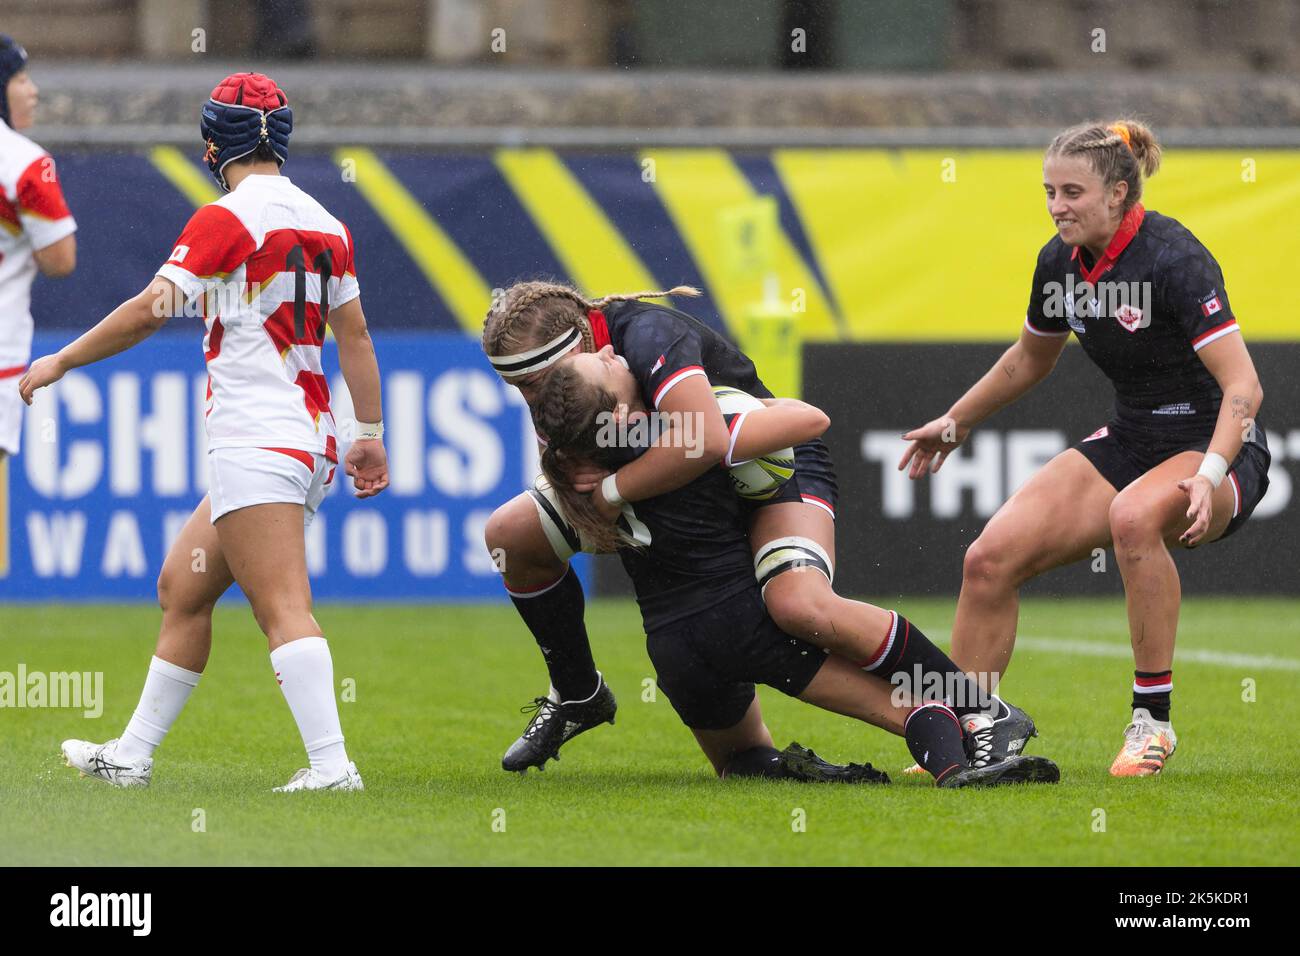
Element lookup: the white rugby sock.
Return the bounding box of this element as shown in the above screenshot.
[270,636,349,779]
[117,656,202,762]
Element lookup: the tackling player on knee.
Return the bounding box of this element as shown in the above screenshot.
[529,356,1060,788]
[483,282,1035,773]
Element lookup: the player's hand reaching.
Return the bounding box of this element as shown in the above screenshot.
[569,465,611,494]
[1177,474,1215,547]
[345,438,390,498]
[898,415,969,479]
[17,353,68,405]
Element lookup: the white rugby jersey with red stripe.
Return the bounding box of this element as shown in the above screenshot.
[156,174,359,462]
[0,119,76,376]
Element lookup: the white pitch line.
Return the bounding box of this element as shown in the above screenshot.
[1014,637,1300,673]
[927,631,1300,673]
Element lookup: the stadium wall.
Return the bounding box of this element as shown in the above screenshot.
[35,148,1300,343]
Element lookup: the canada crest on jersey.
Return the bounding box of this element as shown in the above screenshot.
[1114,303,1150,332]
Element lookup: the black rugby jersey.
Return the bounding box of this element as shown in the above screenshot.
[596,298,774,406]
[531,300,777,436]
[613,464,758,632]
[592,301,781,630]
[1025,205,1243,433]
[527,300,809,630]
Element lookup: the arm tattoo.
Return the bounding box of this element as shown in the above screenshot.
[1230,395,1252,421]
[1002,363,1016,381]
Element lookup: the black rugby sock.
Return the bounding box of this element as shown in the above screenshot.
[507,565,600,702]
[904,703,968,786]
[1132,670,1173,722]
[721,746,785,779]
[860,612,992,719]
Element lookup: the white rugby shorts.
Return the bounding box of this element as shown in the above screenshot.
[0,370,25,456]
[208,446,335,527]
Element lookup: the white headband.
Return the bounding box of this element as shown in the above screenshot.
[488,327,582,379]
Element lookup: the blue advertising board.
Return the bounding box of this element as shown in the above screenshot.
[0,332,582,601]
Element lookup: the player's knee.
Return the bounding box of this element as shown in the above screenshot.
[1108,495,1161,550]
[754,537,833,632]
[486,496,561,571]
[484,501,523,554]
[763,577,834,642]
[248,593,313,641]
[962,533,1021,589]
[157,565,205,619]
[155,568,174,614]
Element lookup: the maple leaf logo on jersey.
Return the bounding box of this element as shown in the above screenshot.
[1200,294,1223,318]
[1114,303,1149,332]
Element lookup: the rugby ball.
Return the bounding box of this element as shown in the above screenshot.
[712,385,796,500]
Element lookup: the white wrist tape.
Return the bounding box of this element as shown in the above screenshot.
[600,473,625,506]
[1197,452,1228,488]
[355,420,384,441]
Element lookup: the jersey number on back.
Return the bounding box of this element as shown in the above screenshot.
[285,244,333,341]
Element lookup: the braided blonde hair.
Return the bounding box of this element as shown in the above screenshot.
[482,280,702,369]
[1045,119,1162,211]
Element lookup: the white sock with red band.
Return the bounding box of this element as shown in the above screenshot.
[116,656,203,762]
[271,636,349,779]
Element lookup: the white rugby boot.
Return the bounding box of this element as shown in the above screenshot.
[61,738,152,789]
[273,761,364,792]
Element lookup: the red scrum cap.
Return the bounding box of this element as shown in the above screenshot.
[209,71,288,110]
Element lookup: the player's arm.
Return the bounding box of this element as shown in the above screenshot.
[327,296,389,498]
[594,373,730,517]
[17,276,180,405]
[1177,333,1263,545]
[732,399,829,462]
[32,233,76,278]
[949,327,1067,428]
[18,154,77,278]
[899,327,1067,478]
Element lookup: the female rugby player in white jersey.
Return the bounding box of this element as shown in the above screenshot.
[899,120,1270,776]
[0,35,77,464]
[21,73,390,792]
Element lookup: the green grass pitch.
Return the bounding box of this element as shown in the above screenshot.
[2,597,1297,866]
